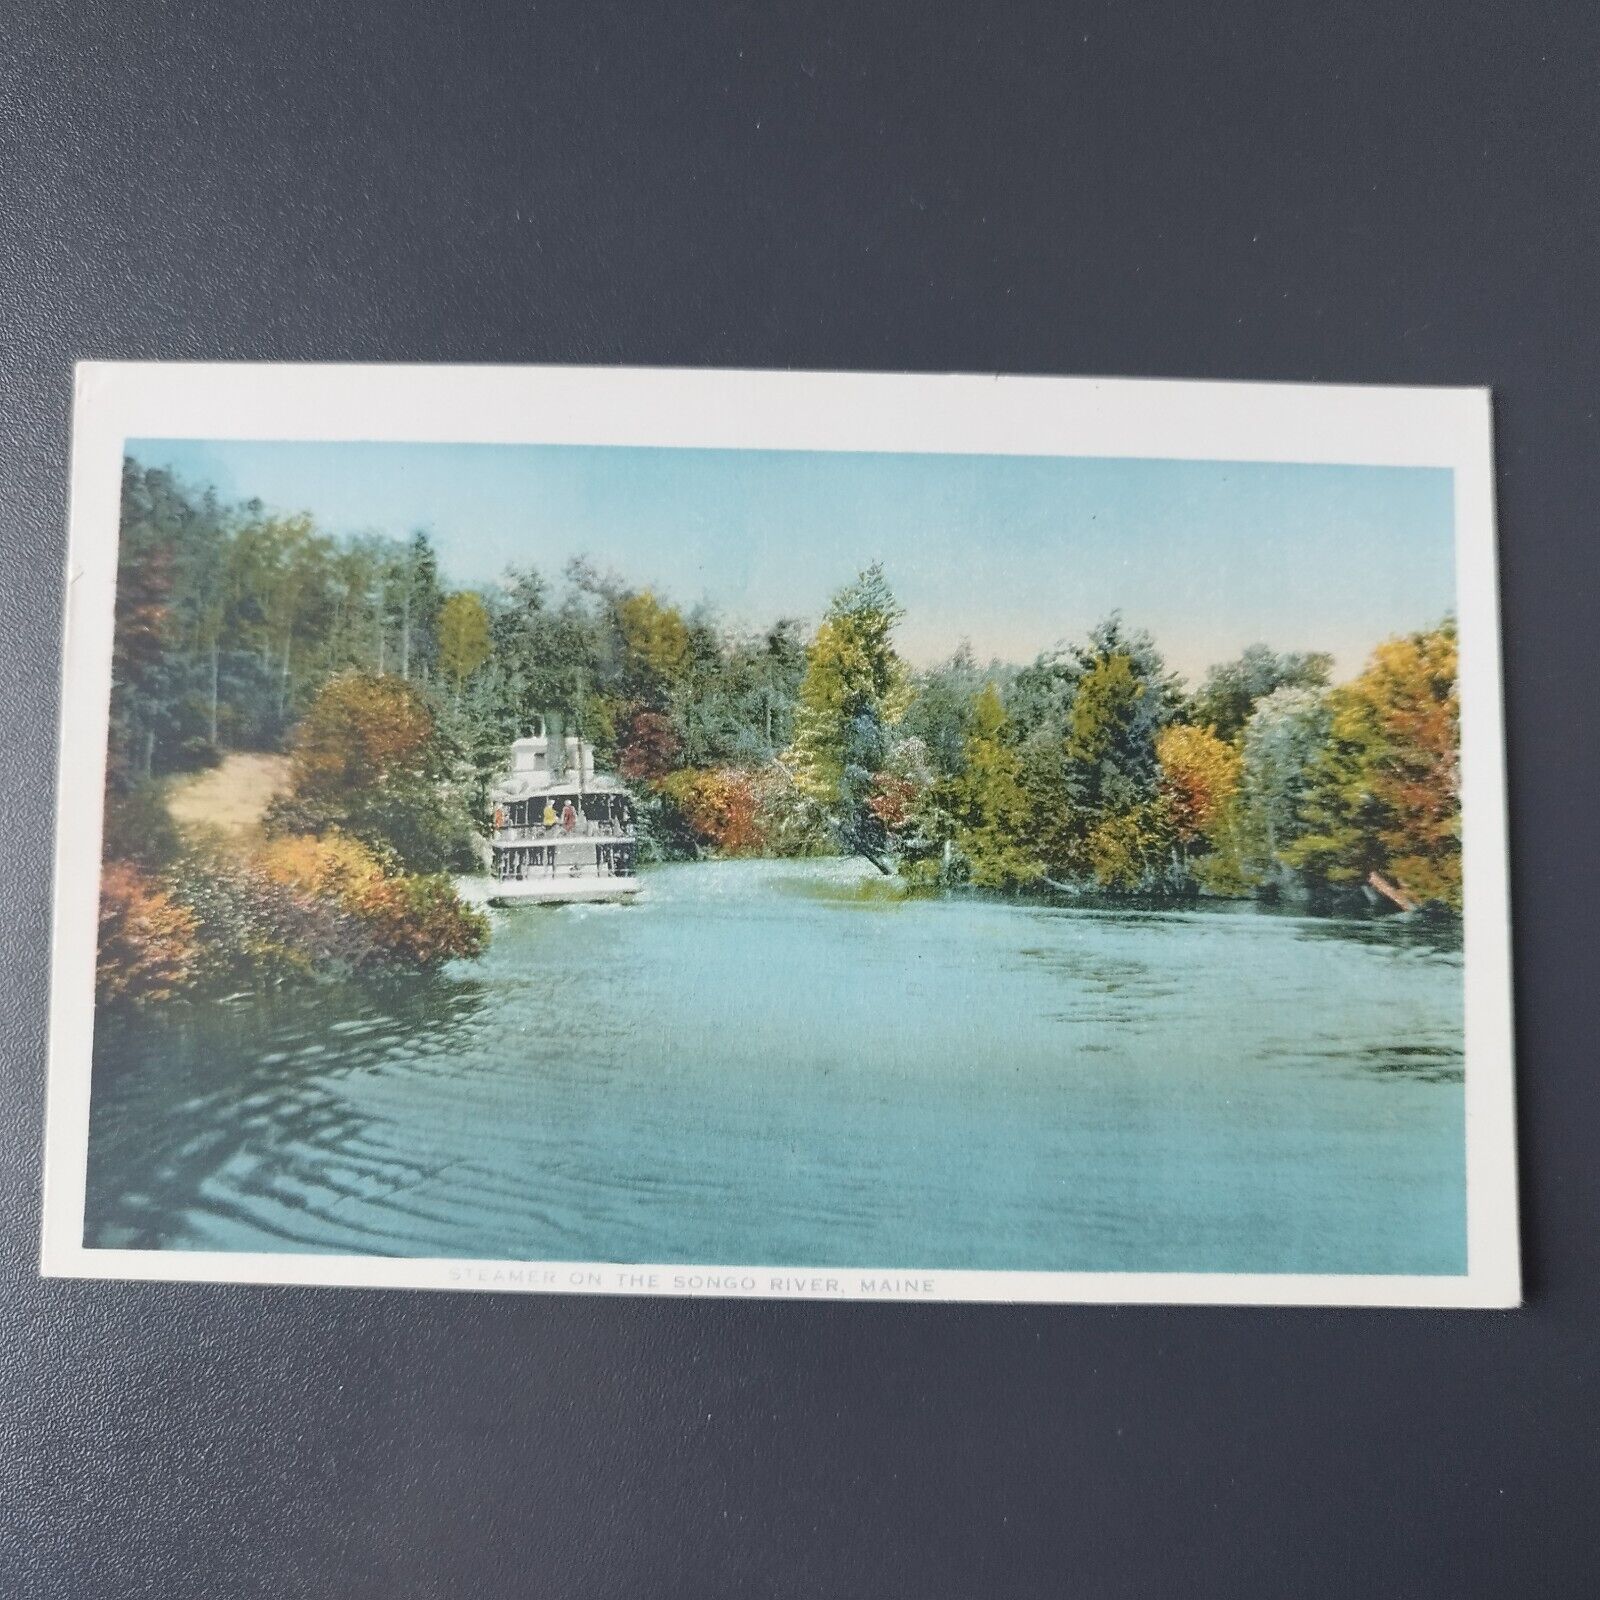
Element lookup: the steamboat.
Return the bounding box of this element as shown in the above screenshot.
[488,718,641,906]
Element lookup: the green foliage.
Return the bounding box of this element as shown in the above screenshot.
[101,780,184,870]
[267,673,476,874]
[1083,802,1174,891]
[942,685,1039,889]
[1067,652,1146,774]
[1190,645,1333,741]
[898,644,989,775]
[107,453,1464,927]
[110,460,452,780]
[785,564,908,860]
[1286,623,1461,909]
[1023,621,1180,890]
[1231,686,1332,887]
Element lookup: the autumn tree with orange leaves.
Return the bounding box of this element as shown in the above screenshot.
[264,671,478,875]
[1288,622,1461,909]
[96,861,200,1005]
[288,672,439,797]
[1156,723,1241,853]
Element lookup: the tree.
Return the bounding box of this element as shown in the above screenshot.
[1067,652,1148,777]
[1191,645,1333,741]
[269,672,476,873]
[1235,686,1332,880]
[109,461,179,782]
[1018,618,1180,891]
[1059,650,1164,881]
[438,591,492,698]
[96,861,200,1005]
[1083,804,1173,892]
[616,589,692,701]
[287,673,438,798]
[1363,625,1461,906]
[899,644,994,776]
[1288,622,1460,908]
[398,530,443,680]
[1156,722,1242,854]
[615,705,681,781]
[943,685,1039,888]
[785,565,908,863]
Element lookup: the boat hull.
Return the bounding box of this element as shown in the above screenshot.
[488,876,643,908]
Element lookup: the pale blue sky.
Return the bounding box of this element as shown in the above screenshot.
[131,438,1455,684]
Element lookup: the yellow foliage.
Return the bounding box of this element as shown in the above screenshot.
[1086,810,1155,890]
[290,672,437,798]
[256,832,386,903]
[617,590,692,683]
[438,591,492,688]
[1157,723,1242,844]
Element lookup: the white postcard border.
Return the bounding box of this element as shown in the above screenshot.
[40,363,1520,1308]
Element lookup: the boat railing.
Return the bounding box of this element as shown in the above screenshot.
[493,820,633,842]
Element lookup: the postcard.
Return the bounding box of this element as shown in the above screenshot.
[40,364,1519,1305]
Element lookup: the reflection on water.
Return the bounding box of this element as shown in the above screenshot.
[85,858,1467,1274]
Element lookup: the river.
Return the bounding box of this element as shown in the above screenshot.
[84,857,1467,1275]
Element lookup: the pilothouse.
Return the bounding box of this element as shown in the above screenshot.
[488,718,641,905]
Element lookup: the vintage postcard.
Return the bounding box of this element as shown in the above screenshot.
[40,364,1518,1305]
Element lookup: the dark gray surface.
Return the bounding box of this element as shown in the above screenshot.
[2,3,1593,1594]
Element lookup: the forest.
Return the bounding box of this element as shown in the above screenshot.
[97,457,1463,1006]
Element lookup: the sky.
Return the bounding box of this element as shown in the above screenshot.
[130,438,1456,684]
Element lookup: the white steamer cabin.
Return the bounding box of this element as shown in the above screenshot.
[488,717,641,905]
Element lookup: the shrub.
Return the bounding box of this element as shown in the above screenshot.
[347,874,489,968]
[342,780,479,874]
[177,736,224,771]
[97,861,200,1006]
[268,673,478,874]
[754,775,834,859]
[256,832,386,902]
[656,768,766,854]
[258,830,487,972]
[627,788,696,862]
[166,848,375,987]
[101,780,184,871]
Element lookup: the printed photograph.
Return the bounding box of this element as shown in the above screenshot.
[77,429,1479,1281]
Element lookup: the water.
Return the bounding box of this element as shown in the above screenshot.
[85,858,1467,1275]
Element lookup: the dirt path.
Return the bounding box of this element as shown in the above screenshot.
[165,751,292,838]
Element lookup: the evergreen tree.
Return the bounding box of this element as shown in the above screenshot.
[399,530,443,681]
[944,685,1038,888]
[785,563,908,863]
